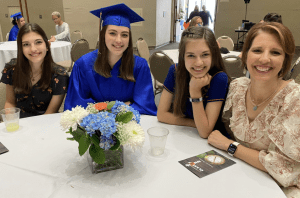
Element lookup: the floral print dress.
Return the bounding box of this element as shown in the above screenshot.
[1,60,69,118]
[223,77,300,198]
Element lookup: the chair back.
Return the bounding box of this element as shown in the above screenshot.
[0,24,3,42]
[217,36,234,51]
[0,83,6,111]
[289,59,300,83]
[136,38,150,63]
[6,33,9,41]
[67,39,89,71]
[284,56,300,80]
[149,51,174,94]
[71,30,83,44]
[222,55,245,79]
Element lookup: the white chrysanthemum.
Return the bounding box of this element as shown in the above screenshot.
[116,121,145,151]
[60,106,89,131]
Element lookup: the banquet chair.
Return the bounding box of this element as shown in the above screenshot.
[0,25,3,42]
[217,36,234,51]
[71,30,83,44]
[62,39,89,72]
[289,60,300,84]
[6,33,9,41]
[136,38,150,64]
[0,83,6,122]
[222,55,245,79]
[149,51,174,95]
[284,56,300,80]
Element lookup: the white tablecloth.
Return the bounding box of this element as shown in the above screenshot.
[0,114,286,198]
[0,41,71,78]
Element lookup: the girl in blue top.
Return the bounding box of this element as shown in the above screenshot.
[8,12,25,41]
[157,26,231,138]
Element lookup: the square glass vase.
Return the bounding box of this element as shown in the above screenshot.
[86,145,124,174]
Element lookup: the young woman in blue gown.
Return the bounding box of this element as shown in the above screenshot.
[157,26,231,138]
[8,12,25,41]
[64,3,157,116]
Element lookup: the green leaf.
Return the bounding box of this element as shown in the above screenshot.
[107,101,116,110]
[116,112,133,123]
[89,144,105,164]
[197,153,207,158]
[78,135,91,156]
[109,138,120,150]
[70,126,86,142]
[207,150,215,155]
[67,137,75,141]
[90,134,100,146]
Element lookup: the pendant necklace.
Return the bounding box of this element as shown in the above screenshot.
[249,82,280,111]
[31,72,41,82]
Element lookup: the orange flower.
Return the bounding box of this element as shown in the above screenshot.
[94,102,107,111]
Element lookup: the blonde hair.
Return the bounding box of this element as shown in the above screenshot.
[51,11,61,18]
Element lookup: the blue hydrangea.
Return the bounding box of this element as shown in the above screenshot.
[111,100,141,124]
[99,135,115,150]
[80,112,117,137]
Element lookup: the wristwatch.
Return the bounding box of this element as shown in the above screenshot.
[227,142,240,157]
[189,97,203,103]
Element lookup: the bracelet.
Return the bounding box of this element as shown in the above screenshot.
[189,97,203,103]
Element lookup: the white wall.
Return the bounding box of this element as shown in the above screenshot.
[156,0,172,46]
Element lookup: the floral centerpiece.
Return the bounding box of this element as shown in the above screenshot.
[60,101,145,173]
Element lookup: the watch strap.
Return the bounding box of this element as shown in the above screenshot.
[189,97,203,103]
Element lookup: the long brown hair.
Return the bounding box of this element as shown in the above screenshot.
[12,23,54,94]
[241,22,295,78]
[173,26,231,116]
[94,25,135,82]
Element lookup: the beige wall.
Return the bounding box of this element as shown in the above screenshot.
[0,0,64,41]
[62,0,158,49]
[215,0,300,46]
[156,0,172,46]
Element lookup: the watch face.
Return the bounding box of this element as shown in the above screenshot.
[227,144,237,154]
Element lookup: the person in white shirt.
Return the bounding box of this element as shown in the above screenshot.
[49,11,70,42]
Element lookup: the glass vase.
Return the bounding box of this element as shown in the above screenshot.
[86,146,124,174]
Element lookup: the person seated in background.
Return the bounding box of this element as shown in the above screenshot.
[1,23,69,118]
[157,26,231,139]
[64,3,157,116]
[49,11,71,42]
[185,5,201,23]
[8,12,25,41]
[188,16,203,27]
[261,12,282,23]
[208,22,300,198]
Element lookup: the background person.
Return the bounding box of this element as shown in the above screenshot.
[188,16,203,27]
[157,26,231,139]
[1,23,69,118]
[185,5,201,23]
[8,12,25,41]
[64,3,157,116]
[200,5,213,27]
[49,11,71,42]
[208,22,300,197]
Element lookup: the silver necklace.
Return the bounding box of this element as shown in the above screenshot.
[248,82,280,111]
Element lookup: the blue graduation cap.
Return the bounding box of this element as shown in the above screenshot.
[90,3,144,29]
[10,12,23,20]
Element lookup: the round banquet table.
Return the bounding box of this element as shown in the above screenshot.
[0,114,286,198]
[0,41,71,78]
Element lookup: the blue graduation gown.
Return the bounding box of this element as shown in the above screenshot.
[8,25,19,41]
[64,50,157,116]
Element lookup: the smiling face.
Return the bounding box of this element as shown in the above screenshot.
[246,31,285,82]
[105,25,130,62]
[22,31,47,67]
[184,38,212,78]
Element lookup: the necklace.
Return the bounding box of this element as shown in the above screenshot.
[31,72,41,82]
[248,82,280,111]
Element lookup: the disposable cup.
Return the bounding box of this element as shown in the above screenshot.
[0,107,20,132]
[147,127,169,156]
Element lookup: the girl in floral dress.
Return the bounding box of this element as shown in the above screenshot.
[1,23,68,118]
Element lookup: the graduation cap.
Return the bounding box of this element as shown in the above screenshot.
[10,12,23,20]
[90,3,144,29]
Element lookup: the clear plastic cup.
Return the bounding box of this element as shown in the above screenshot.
[147,127,169,156]
[0,107,20,132]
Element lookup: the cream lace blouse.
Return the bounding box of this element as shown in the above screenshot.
[223,77,300,198]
